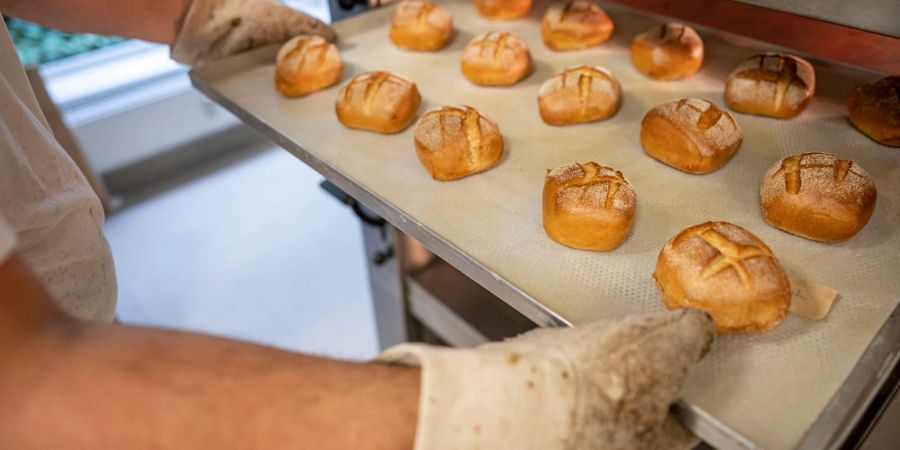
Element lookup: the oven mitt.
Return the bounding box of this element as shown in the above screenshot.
[171,0,336,66]
[378,309,714,450]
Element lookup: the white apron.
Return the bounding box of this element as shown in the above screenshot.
[0,15,116,322]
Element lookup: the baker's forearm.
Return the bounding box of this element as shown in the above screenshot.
[0,0,191,44]
[0,253,418,449]
[2,322,419,449]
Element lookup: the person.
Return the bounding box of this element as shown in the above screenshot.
[0,0,715,448]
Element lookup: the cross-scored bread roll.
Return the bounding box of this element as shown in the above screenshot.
[543,162,636,251]
[848,76,900,147]
[389,0,453,51]
[538,65,620,125]
[461,31,532,86]
[335,71,421,133]
[275,35,343,97]
[640,98,743,173]
[725,53,815,119]
[760,152,877,242]
[472,0,532,19]
[414,105,504,180]
[541,0,614,51]
[654,221,791,333]
[630,23,703,80]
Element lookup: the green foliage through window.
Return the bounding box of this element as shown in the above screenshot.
[4,16,125,66]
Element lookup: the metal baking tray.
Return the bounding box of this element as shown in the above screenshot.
[189,1,900,448]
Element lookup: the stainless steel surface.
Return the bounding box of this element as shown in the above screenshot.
[359,211,410,349]
[673,402,757,450]
[410,257,537,342]
[796,306,900,450]
[189,1,900,447]
[857,372,900,450]
[732,0,900,37]
[408,277,488,347]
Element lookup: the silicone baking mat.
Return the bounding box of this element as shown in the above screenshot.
[191,1,900,448]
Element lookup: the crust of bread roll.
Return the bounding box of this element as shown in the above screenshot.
[275,35,343,97]
[630,23,703,80]
[390,0,453,51]
[725,53,815,119]
[654,221,791,333]
[461,31,532,86]
[543,162,636,251]
[541,0,613,51]
[335,71,421,133]
[848,76,900,147]
[472,0,532,19]
[640,98,742,173]
[760,152,877,242]
[414,105,503,180]
[538,65,620,125]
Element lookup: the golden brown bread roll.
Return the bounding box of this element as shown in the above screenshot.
[275,35,343,97]
[725,53,815,119]
[538,65,620,125]
[472,0,532,19]
[335,71,421,133]
[389,0,453,51]
[760,152,877,242]
[541,0,614,51]
[461,31,532,86]
[654,221,791,333]
[640,98,743,174]
[414,105,504,180]
[847,76,900,147]
[543,162,636,251]
[630,23,703,80]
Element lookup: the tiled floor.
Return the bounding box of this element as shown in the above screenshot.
[104,143,379,361]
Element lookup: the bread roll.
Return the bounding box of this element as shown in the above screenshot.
[541,0,614,51]
[543,162,636,251]
[414,105,503,180]
[336,71,421,133]
[538,65,620,125]
[640,98,743,173]
[275,35,343,97]
[654,221,791,333]
[760,152,877,242]
[473,0,532,19]
[725,53,815,119]
[461,31,532,86]
[630,23,703,80]
[847,76,900,147]
[389,0,453,51]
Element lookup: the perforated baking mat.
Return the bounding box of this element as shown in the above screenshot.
[190,1,900,448]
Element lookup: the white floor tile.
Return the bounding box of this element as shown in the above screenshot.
[105,146,379,360]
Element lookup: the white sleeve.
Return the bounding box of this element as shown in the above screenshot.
[0,213,16,264]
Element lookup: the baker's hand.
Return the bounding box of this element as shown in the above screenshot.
[379,309,714,450]
[171,0,336,66]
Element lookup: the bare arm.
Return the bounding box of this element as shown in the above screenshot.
[0,0,191,44]
[0,253,419,449]
[1,0,335,66]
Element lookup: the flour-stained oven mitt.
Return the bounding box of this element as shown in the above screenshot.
[171,0,336,66]
[378,309,714,450]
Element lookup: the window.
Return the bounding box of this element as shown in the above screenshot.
[5,16,125,66]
